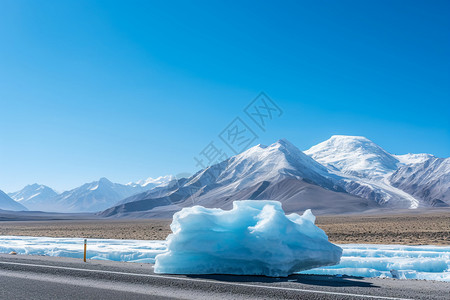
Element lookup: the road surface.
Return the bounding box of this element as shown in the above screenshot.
[0,254,448,299]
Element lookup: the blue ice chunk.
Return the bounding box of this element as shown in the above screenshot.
[154,200,342,277]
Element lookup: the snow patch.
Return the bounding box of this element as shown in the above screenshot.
[394,153,435,165]
[302,244,450,282]
[0,236,166,263]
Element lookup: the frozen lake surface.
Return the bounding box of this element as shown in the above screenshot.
[1,236,449,282]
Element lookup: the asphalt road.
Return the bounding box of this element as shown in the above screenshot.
[0,254,448,300]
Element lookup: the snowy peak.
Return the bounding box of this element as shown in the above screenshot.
[304,135,399,180]
[211,138,333,186]
[8,184,58,208]
[232,138,326,171]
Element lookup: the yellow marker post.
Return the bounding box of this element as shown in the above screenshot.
[84,239,87,262]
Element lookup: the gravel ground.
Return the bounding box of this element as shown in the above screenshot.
[1,211,449,245]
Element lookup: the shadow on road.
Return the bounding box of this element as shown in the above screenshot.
[185,273,379,288]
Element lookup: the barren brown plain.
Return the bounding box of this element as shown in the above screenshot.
[1,211,449,245]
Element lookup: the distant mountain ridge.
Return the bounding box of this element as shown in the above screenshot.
[33,178,149,213]
[8,184,58,211]
[4,135,448,215]
[7,175,173,213]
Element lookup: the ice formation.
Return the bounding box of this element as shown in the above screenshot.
[154,200,342,277]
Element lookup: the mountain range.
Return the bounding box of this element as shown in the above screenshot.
[101,136,449,218]
[3,135,449,216]
[7,176,173,213]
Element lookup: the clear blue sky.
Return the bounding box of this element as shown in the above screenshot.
[1,0,449,192]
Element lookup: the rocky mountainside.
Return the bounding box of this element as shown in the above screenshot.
[389,157,450,206]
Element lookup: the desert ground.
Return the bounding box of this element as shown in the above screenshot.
[1,210,449,245]
[317,211,450,245]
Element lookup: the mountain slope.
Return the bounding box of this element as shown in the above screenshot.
[389,157,450,206]
[8,184,58,211]
[0,190,28,211]
[101,139,376,217]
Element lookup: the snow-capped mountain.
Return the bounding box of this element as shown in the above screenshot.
[101,139,377,218]
[8,184,58,211]
[304,135,399,180]
[390,157,450,206]
[33,178,147,213]
[102,135,449,218]
[0,190,27,211]
[127,175,174,189]
[303,135,444,208]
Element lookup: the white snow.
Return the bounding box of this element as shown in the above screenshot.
[154,201,342,277]
[0,236,166,263]
[301,244,450,282]
[394,153,435,165]
[128,175,174,188]
[0,236,448,281]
